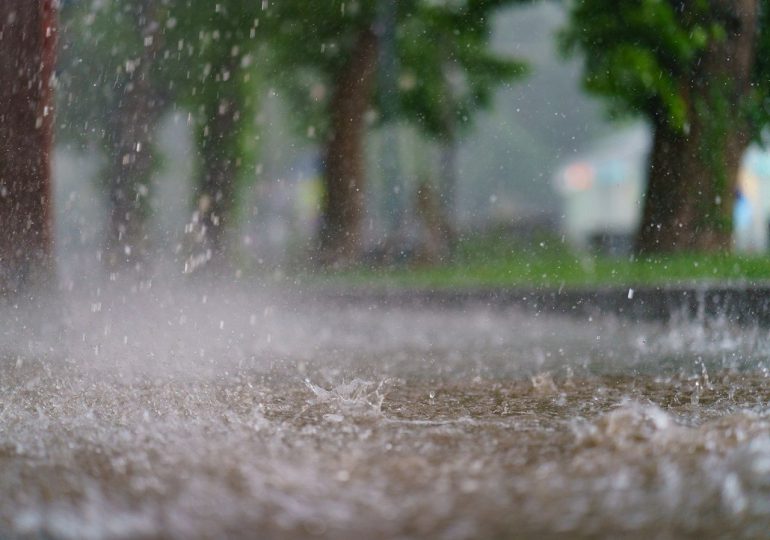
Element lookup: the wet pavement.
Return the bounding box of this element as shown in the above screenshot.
[2,284,770,539]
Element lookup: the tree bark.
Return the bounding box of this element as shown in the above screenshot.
[436,134,458,255]
[636,0,758,254]
[0,0,57,295]
[436,51,460,255]
[194,93,240,267]
[318,28,379,265]
[415,178,452,264]
[637,120,748,253]
[104,0,163,274]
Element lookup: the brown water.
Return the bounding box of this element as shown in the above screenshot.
[2,285,770,539]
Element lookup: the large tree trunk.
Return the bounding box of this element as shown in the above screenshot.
[637,121,748,253]
[0,0,57,295]
[104,0,163,274]
[318,28,378,266]
[636,0,757,254]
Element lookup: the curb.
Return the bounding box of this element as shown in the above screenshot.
[317,285,770,325]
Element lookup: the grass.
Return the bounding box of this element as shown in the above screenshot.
[313,232,770,290]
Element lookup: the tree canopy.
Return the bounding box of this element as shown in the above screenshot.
[562,0,770,252]
[561,0,770,138]
[55,0,533,268]
[264,0,527,139]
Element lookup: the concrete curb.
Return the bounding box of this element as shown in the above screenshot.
[317,285,770,325]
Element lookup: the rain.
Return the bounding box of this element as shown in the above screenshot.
[3,1,770,538]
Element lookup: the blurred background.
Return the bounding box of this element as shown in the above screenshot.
[49,0,770,288]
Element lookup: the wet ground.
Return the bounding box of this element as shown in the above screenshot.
[2,283,770,539]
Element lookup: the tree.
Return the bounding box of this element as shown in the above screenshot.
[264,2,380,265]
[61,0,263,273]
[0,0,57,295]
[166,1,263,270]
[396,1,527,257]
[563,0,770,253]
[58,0,167,275]
[266,0,526,265]
[318,25,379,264]
[103,0,165,273]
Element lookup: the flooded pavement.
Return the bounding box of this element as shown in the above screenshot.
[3,284,770,539]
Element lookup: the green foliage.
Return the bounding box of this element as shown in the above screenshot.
[747,1,770,139]
[58,0,175,223]
[61,0,270,215]
[263,0,528,140]
[58,0,169,149]
[163,0,262,103]
[560,0,717,130]
[163,0,266,189]
[562,0,770,141]
[396,1,528,138]
[60,0,530,180]
[259,1,379,137]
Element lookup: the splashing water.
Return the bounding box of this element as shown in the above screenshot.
[3,283,770,538]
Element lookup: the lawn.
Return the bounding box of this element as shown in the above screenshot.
[315,232,770,290]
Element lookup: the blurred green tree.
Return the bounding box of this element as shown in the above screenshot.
[265,0,527,265]
[60,0,526,271]
[164,1,264,270]
[0,0,57,294]
[59,0,168,274]
[397,1,528,260]
[562,0,770,253]
[60,0,264,272]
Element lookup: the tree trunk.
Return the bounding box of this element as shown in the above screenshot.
[197,99,239,262]
[182,42,251,275]
[0,0,57,295]
[318,28,378,265]
[415,178,452,264]
[636,0,757,254]
[437,51,459,254]
[637,121,748,253]
[437,135,458,250]
[104,0,163,274]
